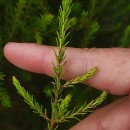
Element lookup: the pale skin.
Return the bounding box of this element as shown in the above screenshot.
[4,42,130,130]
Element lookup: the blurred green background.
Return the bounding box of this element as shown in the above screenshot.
[0,0,130,129]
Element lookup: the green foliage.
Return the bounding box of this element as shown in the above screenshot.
[43,83,53,98]
[85,20,100,45]
[120,25,130,47]
[35,14,54,32]
[79,11,89,28]
[65,90,107,121]
[0,72,5,80]
[76,0,100,47]
[70,17,77,29]
[63,67,97,88]
[56,0,73,49]
[13,76,50,121]
[58,94,71,116]
[35,31,43,44]
[0,84,11,108]
[8,0,27,40]
[0,0,130,129]
[0,73,11,108]
[34,13,54,44]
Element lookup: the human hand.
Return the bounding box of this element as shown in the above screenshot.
[4,43,130,130]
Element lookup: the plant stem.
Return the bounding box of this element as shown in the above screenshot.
[50,1,73,129]
[87,0,96,30]
[51,48,63,130]
[50,89,59,130]
[81,0,97,47]
[8,0,25,41]
[50,121,54,130]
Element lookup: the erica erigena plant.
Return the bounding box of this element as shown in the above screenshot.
[13,0,107,130]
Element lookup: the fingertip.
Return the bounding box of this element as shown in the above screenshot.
[4,42,11,55]
[4,42,16,60]
[3,42,54,74]
[4,42,25,62]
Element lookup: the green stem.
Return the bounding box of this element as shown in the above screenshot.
[51,50,63,130]
[81,0,96,47]
[8,0,25,41]
[50,1,73,129]
[50,121,54,130]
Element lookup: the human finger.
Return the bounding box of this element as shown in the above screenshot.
[4,43,130,95]
[70,96,130,130]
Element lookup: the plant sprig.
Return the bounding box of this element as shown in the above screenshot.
[57,90,107,122]
[12,0,107,130]
[0,72,5,80]
[13,76,50,121]
[62,67,97,88]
